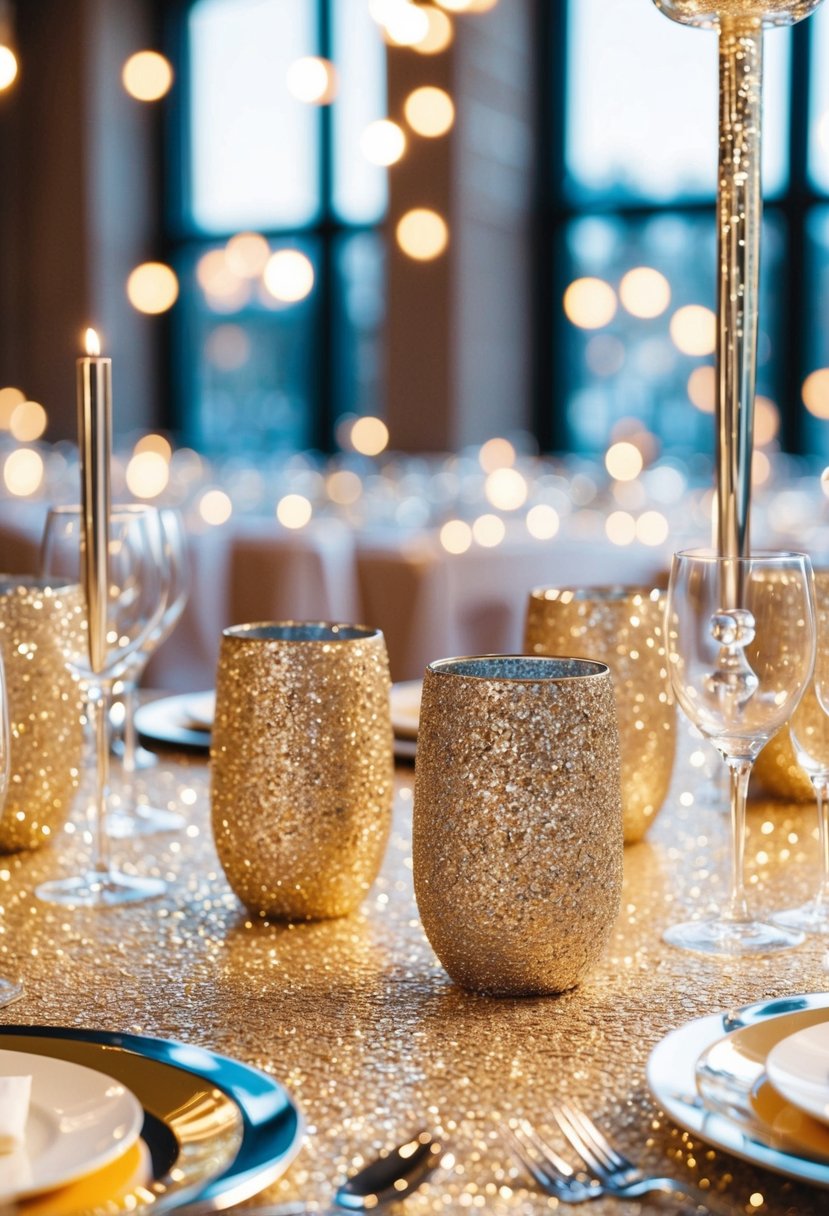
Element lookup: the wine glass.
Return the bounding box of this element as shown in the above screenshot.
[0,652,22,1004]
[665,548,815,955]
[108,507,190,838]
[38,504,166,906]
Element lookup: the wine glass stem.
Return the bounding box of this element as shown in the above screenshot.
[121,679,138,778]
[726,756,752,924]
[89,683,113,878]
[814,778,829,906]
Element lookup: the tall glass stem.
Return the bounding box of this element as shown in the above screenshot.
[120,679,138,778]
[88,682,113,880]
[716,18,762,593]
[814,777,829,906]
[725,756,752,924]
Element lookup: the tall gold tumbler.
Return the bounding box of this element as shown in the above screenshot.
[413,656,622,996]
[211,622,394,920]
[0,578,85,852]
[524,586,675,844]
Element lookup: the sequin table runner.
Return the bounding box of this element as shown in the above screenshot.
[0,738,827,1214]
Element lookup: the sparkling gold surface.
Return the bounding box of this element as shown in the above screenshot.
[653,0,824,28]
[413,657,622,996]
[525,587,675,844]
[210,624,394,920]
[2,720,829,1212]
[0,580,84,853]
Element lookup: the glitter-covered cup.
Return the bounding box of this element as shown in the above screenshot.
[0,578,85,853]
[211,622,394,920]
[524,586,675,844]
[413,655,622,996]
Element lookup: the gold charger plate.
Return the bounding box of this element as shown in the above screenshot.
[0,1026,302,1214]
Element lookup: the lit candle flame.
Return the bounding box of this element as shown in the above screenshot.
[84,328,101,357]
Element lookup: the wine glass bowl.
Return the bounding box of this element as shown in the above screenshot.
[652,0,825,28]
[665,548,816,955]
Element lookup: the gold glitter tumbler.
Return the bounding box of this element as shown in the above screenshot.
[0,579,84,852]
[524,587,675,844]
[413,656,622,996]
[211,622,394,920]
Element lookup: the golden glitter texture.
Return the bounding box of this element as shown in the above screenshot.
[0,579,84,852]
[413,656,623,996]
[524,587,675,844]
[754,570,828,801]
[210,622,394,920]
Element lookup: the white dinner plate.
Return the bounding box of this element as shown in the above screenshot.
[648,996,829,1188]
[181,690,215,731]
[767,1022,829,1129]
[390,680,422,740]
[0,1049,144,1203]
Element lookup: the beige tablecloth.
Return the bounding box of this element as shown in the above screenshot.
[0,730,827,1214]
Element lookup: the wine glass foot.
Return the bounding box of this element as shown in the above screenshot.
[107,806,185,838]
[771,903,829,936]
[35,869,165,907]
[0,978,23,1007]
[663,916,805,956]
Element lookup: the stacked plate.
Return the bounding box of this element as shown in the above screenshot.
[136,683,424,762]
[0,1025,301,1213]
[648,992,829,1187]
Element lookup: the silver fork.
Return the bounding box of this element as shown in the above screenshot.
[552,1100,721,1211]
[502,1117,600,1204]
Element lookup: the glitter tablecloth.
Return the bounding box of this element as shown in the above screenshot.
[1,735,829,1215]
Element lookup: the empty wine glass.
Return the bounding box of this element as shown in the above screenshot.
[108,507,190,838]
[38,504,166,906]
[0,652,22,1004]
[665,548,815,955]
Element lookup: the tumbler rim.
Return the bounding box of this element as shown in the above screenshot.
[426,654,610,682]
[673,547,811,566]
[222,620,383,644]
[528,584,665,603]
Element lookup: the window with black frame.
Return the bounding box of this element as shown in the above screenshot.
[166,0,388,456]
[547,0,829,466]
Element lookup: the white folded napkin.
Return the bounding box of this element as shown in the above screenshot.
[0,1075,31,1152]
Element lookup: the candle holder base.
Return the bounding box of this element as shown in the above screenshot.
[35,869,165,908]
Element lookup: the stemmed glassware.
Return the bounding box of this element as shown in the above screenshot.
[38,504,166,906]
[108,507,190,838]
[0,652,22,1004]
[665,548,815,955]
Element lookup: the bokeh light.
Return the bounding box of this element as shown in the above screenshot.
[687,365,716,413]
[126,262,179,314]
[225,232,271,278]
[286,56,338,104]
[199,489,233,526]
[526,504,560,540]
[126,451,169,498]
[122,51,173,101]
[485,467,528,510]
[412,5,453,53]
[440,519,472,554]
[351,416,389,456]
[404,86,455,137]
[327,470,363,505]
[478,437,515,472]
[263,250,315,303]
[754,395,779,446]
[618,267,670,319]
[9,401,47,442]
[670,305,716,356]
[134,433,173,460]
[605,510,636,546]
[803,368,829,418]
[0,46,18,92]
[396,209,449,260]
[277,494,313,529]
[605,441,644,481]
[0,387,25,429]
[205,324,252,371]
[472,513,506,547]
[196,250,249,310]
[563,278,617,329]
[382,2,430,45]
[4,449,43,497]
[752,449,771,485]
[360,119,406,166]
[635,510,669,546]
